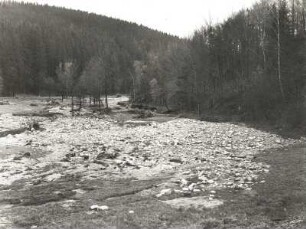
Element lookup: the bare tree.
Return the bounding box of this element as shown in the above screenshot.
[277,0,286,100]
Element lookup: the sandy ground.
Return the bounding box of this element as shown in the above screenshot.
[0,96,305,229]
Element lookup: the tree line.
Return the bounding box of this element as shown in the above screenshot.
[0,1,177,99]
[132,0,306,128]
[0,0,305,128]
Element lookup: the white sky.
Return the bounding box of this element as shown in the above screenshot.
[14,0,259,37]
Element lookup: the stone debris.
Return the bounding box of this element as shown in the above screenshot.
[61,199,76,208]
[0,100,10,105]
[90,205,109,211]
[162,196,224,209]
[13,152,31,161]
[0,114,27,132]
[156,188,172,197]
[45,173,62,182]
[0,97,305,193]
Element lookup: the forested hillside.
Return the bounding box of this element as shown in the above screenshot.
[0,0,305,129]
[0,1,178,96]
[133,0,306,129]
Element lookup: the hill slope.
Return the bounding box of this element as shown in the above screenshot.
[0,1,178,95]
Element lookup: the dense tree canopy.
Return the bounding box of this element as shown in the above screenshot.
[133,0,306,127]
[0,0,305,128]
[0,1,177,96]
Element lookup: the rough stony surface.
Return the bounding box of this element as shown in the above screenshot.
[0,113,27,133]
[162,196,224,209]
[0,96,305,229]
[0,100,304,193]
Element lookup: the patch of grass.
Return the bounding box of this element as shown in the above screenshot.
[2,141,305,228]
[206,145,306,228]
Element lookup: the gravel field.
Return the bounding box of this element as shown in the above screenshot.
[0,96,305,229]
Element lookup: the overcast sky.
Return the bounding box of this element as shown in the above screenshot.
[14,0,260,37]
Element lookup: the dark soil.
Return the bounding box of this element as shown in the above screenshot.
[0,127,28,138]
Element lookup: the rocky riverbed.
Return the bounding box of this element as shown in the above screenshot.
[0,96,305,229]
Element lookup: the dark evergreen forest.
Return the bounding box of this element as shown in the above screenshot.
[0,0,305,129]
[0,1,178,96]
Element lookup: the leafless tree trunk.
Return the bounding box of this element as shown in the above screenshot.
[79,96,82,110]
[260,27,267,69]
[71,95,74,114]
[98,94,101,109]
[292,0,296,35]
[129,71,136,102]
[277,1,285,100]
[303,0,306,33]
[104,74,108,109]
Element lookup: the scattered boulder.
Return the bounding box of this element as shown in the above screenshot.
[25,140,33,146]
[0,100,9,105]
[169,158,183,164]
[32,121,40,130]
[13,152,31,160]
[90,205,109,211]
[45,173,62,182]
[93,160,109,167]
[156,188,172,198]
[61,157,70,162]
[23,152,31,157]
[163,196,224,209]
[66,152,76,158]
[96,151,118,160]
[13,155,22,161]
[47,99,60,106]
[117,101,129,107]
[81,154,89,160]
[136,110,154,119]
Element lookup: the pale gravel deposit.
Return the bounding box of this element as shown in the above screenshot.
[0,103,304,197]
[0,113,27,132]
